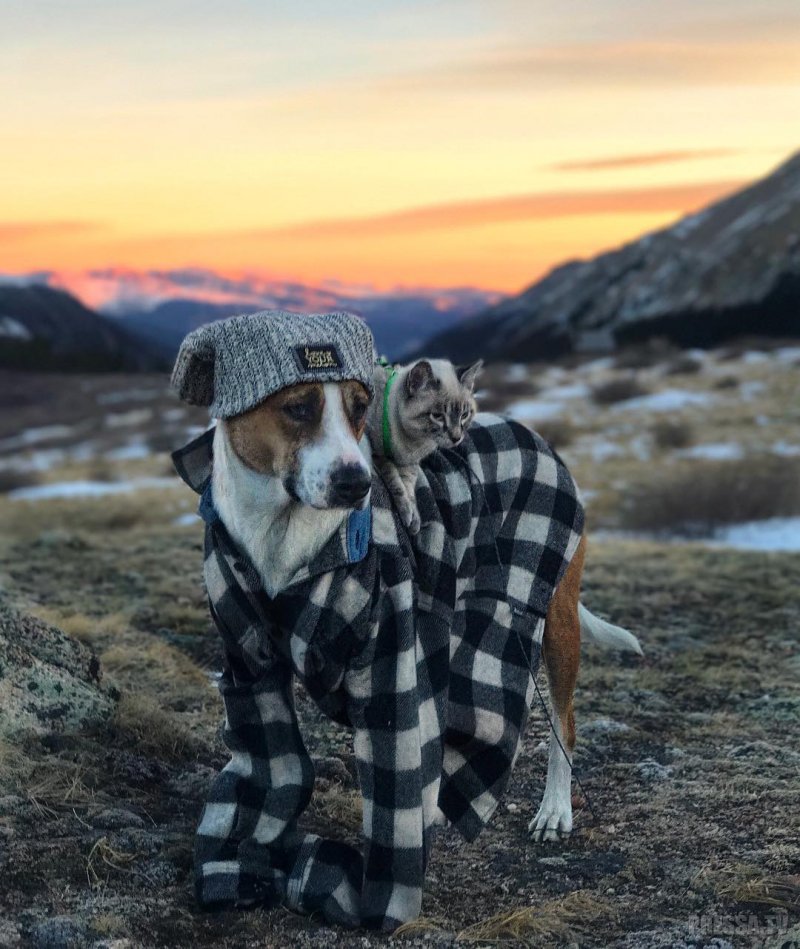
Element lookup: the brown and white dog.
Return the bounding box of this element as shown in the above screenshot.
[210,377,642,844]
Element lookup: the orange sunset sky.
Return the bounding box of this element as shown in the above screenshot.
[2,0,800,295]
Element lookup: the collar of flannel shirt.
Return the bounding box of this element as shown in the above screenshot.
[171,427,375,578]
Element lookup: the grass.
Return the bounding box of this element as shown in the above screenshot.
[110,693,200,762]
[456,892,617,945]
[529,416,576,449]
[620,455,800,533]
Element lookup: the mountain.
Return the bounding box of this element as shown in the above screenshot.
[13,268,500,362]
[114,292,490,362]
[0,284,166,372]
[417,152,800,362]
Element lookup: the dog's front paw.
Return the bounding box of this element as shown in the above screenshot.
[528,798,573,843]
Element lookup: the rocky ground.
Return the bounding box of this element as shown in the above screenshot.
[1,340,799,947]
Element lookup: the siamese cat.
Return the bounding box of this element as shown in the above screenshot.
[367,358,483,533]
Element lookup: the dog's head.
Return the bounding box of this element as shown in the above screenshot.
[224,379,372,509]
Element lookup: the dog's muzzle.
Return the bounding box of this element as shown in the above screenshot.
[329,463,371,508]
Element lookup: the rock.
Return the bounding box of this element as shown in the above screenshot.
[578,718,631,738]
[636,758,673,782]
[0,594,118,740]
[93,808,145,830]
[0,919,22,946]
[29,916,87,949]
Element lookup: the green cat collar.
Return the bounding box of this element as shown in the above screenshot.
[380,357,398,460]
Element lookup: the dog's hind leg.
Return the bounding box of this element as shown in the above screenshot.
[529,535,586,843]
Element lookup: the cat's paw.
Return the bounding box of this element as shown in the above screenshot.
[408,508,421,535]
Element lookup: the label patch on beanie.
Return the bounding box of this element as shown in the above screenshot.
[293,344,344,372]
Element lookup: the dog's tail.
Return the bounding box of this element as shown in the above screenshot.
[578,603,643,655]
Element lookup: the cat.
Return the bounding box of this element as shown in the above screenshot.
[366,357,483,534]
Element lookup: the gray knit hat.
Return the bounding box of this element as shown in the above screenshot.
[170,309,377,419]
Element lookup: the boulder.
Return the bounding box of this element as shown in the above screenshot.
[0,595,118,740]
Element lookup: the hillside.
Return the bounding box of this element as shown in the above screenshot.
[419,151,800,362]
[0,284,167,372]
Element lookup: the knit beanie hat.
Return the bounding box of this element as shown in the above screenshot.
[170,309,377,419]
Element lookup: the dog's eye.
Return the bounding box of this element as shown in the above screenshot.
[351,399,368,422]
[283,401,314,422]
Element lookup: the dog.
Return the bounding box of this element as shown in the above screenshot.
[208,375,643,846]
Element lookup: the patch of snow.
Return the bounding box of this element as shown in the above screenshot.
[164,408,186,422]
[741,351,769,365]
[677,442,744,461]
[579,356,615,374]
[612,389,715,413]
[104,440,152,461]
[543,383,590,401]
[97,388,161,405]
[0,316,32,340]
[506,399,567,422]
[710,517,800,552]
[773,345,800,364]
[505,363,529,382]
[173,512,200,526]
[0,424,75,452]
[740,380,766,401]
[104,409,153,429]
[9,477,178,501]
[771,440,800,457]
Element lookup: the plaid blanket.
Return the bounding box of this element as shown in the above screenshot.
[172,412,584,932]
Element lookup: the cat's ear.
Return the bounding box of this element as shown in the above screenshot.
[406,360,435,397]
[457,359,484,391]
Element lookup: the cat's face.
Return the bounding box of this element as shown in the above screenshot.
[401,358,483,448]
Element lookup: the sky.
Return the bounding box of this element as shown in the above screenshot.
[2,0,799,294]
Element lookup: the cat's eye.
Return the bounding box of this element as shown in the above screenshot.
[460,409,471,421]
[430,412,445,424]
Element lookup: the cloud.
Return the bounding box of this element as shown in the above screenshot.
[547,149,740,172]
[0,221,104,242]
[378,39,800,93]
[242,180,743,240]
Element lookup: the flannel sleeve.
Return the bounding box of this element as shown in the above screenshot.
[196,545,428,931]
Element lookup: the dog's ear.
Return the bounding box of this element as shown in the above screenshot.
[171,326,215,407]
[457,359,483,391]
[406,359,436,397]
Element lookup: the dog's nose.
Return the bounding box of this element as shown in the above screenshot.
[330,464,371,506]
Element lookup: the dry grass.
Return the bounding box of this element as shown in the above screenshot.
[311,784,363,832]
[86,836,141,888]
[620,455,800,533]
[590,375,650,406]
[456,891,616,945]
[110,693,198,762]
[28,606,131,644]
[101,638,210,710]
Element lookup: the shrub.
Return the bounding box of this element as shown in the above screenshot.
[713,375,740,390]
[530,417,576,449]
[0,469,40,493]
[590,375,650,406]
[620,456,800,534]
[650,419,694,451]
[665,355,703,376]
[614,338,678,370]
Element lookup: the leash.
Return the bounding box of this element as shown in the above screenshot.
[376,354,398,461]
[440,445,599,827]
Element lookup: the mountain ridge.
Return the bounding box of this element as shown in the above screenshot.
[415,151,800,362]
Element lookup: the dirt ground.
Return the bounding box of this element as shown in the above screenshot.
[1,508,798,947]
[1,347,799,947]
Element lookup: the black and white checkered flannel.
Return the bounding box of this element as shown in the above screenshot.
[172,412,585,932]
